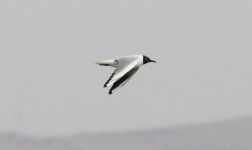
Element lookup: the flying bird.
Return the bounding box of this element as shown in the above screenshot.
[96,55,156,94]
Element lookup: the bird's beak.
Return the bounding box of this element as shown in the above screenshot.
[149,59,156,63]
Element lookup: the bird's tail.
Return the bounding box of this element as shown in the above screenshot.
[96,59,118,67]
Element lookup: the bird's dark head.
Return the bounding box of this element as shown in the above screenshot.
[143,55,156,64]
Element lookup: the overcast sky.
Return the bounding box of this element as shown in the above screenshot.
[0,0,252,137]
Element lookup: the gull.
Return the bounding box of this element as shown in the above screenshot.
[96,55,156,94]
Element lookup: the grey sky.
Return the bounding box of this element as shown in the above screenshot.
[0,0,252,137]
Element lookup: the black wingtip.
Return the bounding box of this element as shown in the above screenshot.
[104,72,115,88]
[109,90,112,95]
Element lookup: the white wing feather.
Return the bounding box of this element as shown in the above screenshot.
[105,58,140,87]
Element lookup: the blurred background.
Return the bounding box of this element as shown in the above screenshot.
[0,0,252,149]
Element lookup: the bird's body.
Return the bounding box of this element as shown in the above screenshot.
[96,55,156,94]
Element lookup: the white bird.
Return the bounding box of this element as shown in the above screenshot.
[96,55,156,94]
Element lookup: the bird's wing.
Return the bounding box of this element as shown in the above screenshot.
[108,67,139,94]
[118,67,139,88]
[104,58,139,87]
